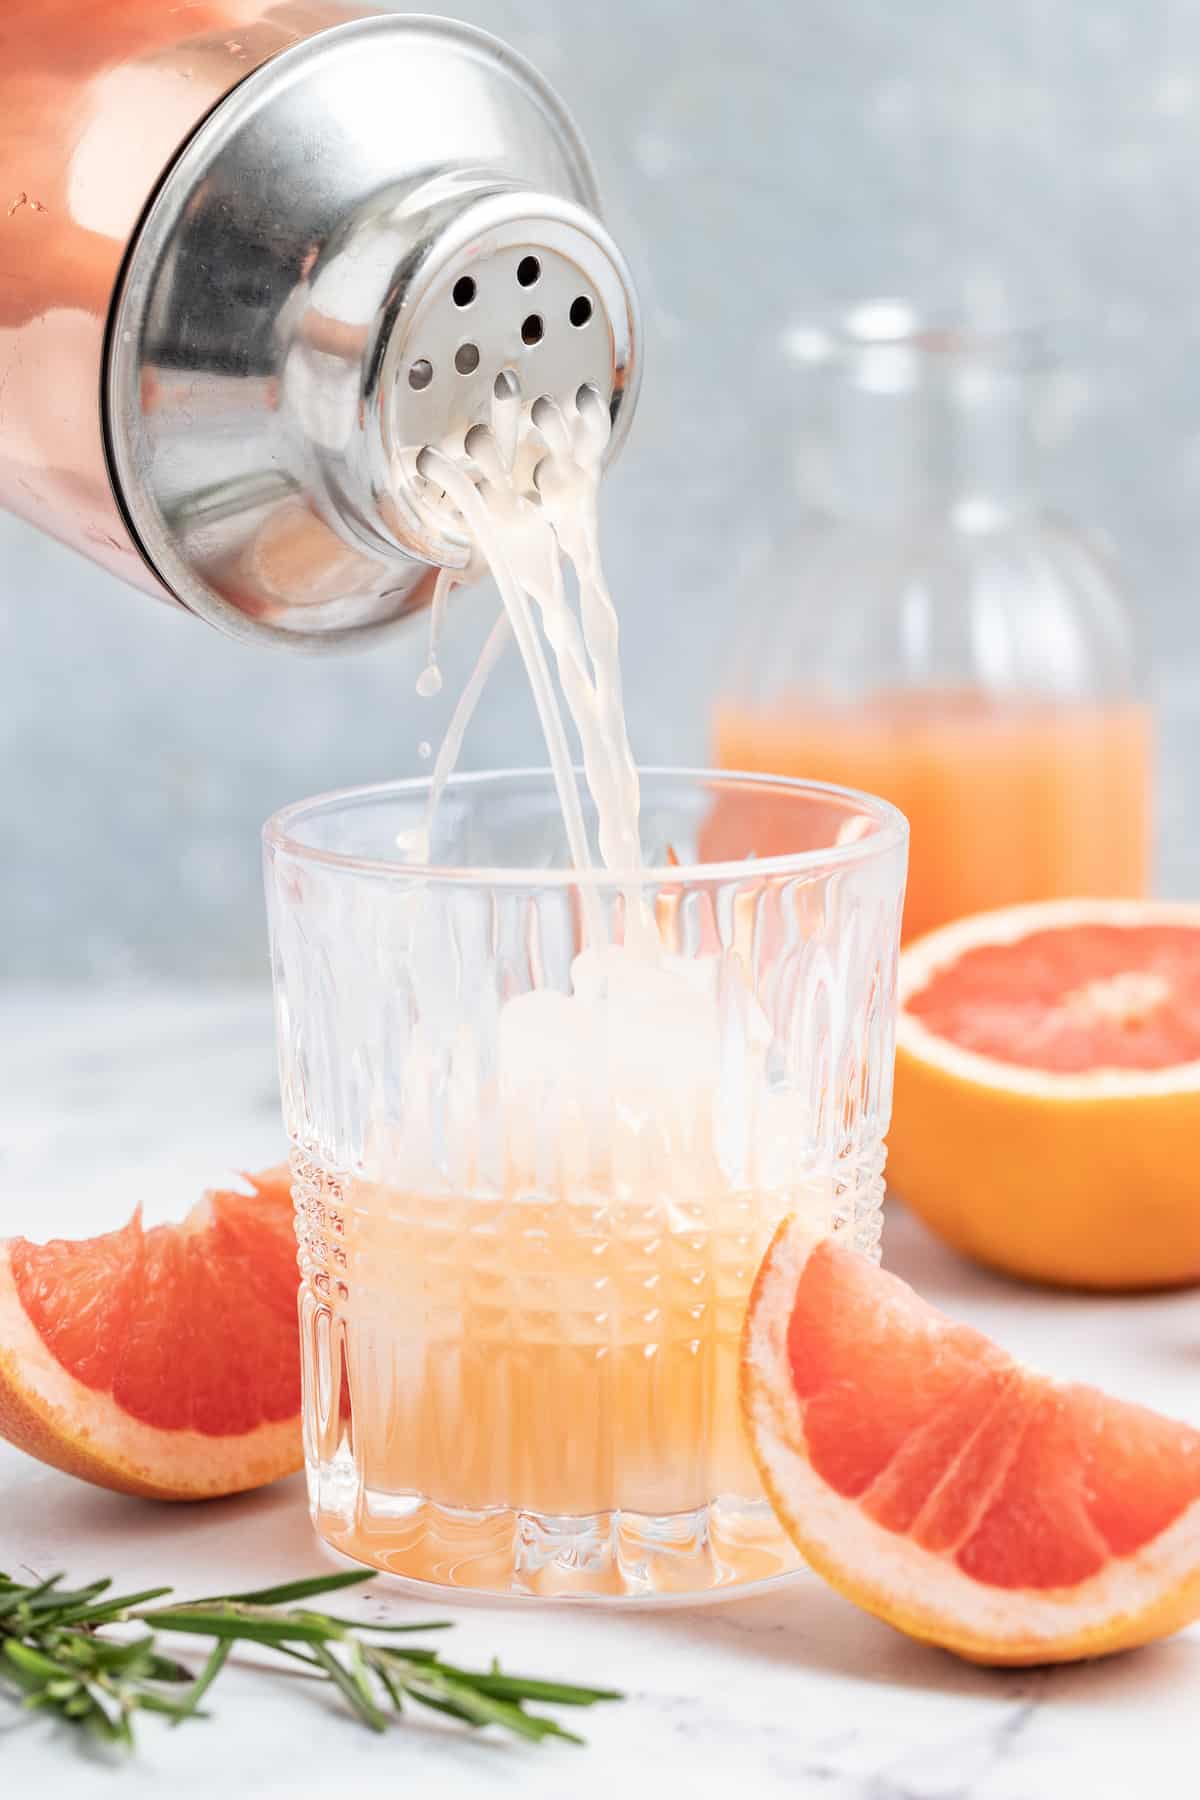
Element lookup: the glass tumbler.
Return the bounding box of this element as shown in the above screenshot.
[264,768,907,1600]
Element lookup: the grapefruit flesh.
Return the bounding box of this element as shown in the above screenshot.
[741,1220,1200,1664]
[0,1168,303,1500]
[889,899,1200,1289]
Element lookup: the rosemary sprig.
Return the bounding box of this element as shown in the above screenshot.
[0,1569,620,1751]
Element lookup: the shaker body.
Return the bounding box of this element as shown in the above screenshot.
[0,0,358,602]
[0,3,640,647]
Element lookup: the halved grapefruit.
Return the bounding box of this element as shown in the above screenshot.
[0,1168,303,1501]
[741,1220,1200,1664]
[889,898,1200,1290]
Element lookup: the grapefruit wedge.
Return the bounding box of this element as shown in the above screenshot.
[890,899,1200,1290]
[0,1168,302,1501]
[741,1221,1200,1664]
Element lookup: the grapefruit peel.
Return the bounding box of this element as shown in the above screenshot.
[741,1218,1200,1665]
[0,1169,302,1502]
[890,899,1200,1290]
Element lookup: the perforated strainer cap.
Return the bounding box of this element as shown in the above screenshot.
[106,14,640,650]
[375,187,637,570]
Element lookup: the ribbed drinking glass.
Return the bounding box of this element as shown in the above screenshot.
[264,768,907,1600]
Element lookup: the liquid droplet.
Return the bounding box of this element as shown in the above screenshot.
[394,827,427,856]
[416,663,443,699]
[418,740,432,760]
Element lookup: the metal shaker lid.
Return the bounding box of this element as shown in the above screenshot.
[106,13,640,650]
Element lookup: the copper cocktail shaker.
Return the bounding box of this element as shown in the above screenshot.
[0,2,639,648]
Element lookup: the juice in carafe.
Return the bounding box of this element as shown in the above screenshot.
[714,306,1152,939]
[716,691,1151,942]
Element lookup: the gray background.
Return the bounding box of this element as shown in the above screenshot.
[4,0,1200,982]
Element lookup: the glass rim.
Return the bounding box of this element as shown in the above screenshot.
[263,765,908,889]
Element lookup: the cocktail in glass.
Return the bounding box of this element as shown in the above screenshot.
[264,768,907,1599]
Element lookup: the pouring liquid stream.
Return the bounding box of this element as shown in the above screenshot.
[410,375,653,957]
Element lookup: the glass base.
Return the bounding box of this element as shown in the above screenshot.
[308,1463,802,1601]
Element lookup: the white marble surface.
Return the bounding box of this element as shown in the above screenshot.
[1,986,1198,1797]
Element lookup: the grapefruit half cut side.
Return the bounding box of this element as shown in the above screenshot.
[741,1220,1200,1664]
[890,898,1200,1290]
[0,1168,302,1500]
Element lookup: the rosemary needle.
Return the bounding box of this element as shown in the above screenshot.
[0,1568,620,1752]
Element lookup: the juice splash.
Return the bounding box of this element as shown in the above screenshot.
[714,691,1151,942]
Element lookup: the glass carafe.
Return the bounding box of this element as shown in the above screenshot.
[714,305,1152,943]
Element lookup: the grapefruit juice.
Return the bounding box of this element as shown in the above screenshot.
[298,1159,829,1594]
[715,693,1151,943]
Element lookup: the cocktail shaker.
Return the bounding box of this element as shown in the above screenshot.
[0,2,639,648]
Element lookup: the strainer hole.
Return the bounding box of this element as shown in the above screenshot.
[517,255,541,287]
[569,295,593,328]
[452,275,477,308]
[408,359,433,391]
[521,314,544,346]
[454,342,481,375]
